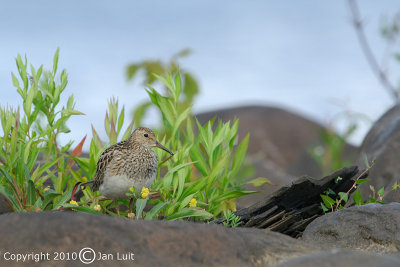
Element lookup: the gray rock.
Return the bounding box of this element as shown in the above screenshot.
[356,104,400,201]
[302,203,400,257]
[0,212,318,266]
[276,249,400,267]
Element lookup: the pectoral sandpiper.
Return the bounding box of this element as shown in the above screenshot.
[81,127,173,215]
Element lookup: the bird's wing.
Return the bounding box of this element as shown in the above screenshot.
[92,141,127,191]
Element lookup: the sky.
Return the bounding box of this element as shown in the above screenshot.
[1,1,399,149]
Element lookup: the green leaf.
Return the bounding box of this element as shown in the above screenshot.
[53,48,59,75]
[27,180,36,206]
[320,194,335,209]
[364,155,370,168]
[230,134,249,177]
[0,185,20,211]
[178,193,195,210]
[61,204,102,214]
[174,70,182,101]
[23,139,33,163]
[353,188,363,206]
[24,86,35,118]
[135,198,148,219]
[328,188,336,195]
[212,190,256,204]
[41,189,61,210]
[246,177,272,187]
[377,187,385,196]
[175,168,187,200]
[61,109,85,116]
[356,178,369,185]
[154,73,175,97]
[320,202,328,212]
[0,167,19,199]
[122,118,135,141]
[189,144,208,176]
[179,177,207,201]
[11,72,20,89]
[338,192,348,202]
[166,208,213,220]
[117,106,125,134]
[171,106,191,138]
[144,201,169,220]
[126,65,140,80]
[54,187,74,209]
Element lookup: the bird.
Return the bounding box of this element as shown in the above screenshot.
[81,127,174,215]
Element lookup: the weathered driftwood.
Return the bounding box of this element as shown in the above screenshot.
[215,166,368,238]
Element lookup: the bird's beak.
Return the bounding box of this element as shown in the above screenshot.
[156,141,174,155]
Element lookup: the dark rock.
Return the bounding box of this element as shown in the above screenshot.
[276,250,400,267]
[356,104,400,201]
[196,105,358,208]
[0,194,12,214]
[0,212,318,266]
[302,203,400,257]
[215,166,365,238]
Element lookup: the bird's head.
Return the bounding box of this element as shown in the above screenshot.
[130,127,174,155]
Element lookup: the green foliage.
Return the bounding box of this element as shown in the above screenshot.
[145,71,255,219]
[0,49,85,211]
[126,49,199,127]
[222,210,241,228]
[1,50,255,221]
[76,71,255,220]
[320,159,400,213]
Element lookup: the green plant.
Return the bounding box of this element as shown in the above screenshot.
[222,210,241,228]
[126,49,199,127]
[75,71,258,220]
[0,49,85,211]
[1,50,260,221]
[320,158,400,213]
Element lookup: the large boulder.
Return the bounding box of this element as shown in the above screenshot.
[0,212,318,266]
[356,104,400,201]
[302,203,400,257]
[196,105,358,208]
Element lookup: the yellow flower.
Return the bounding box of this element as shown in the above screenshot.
[69,200,78,206]
[94,204,101,211]
[129,187,135,192]
[43,186,50,192]
[82,177,88,182]
[189,198,197,207]
[141,187,149,199]
[128,212,135,219]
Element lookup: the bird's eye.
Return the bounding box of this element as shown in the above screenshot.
[144,133,148,137]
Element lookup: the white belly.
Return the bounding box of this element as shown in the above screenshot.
[99,174,155,199]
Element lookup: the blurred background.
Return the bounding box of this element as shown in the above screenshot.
[1,0,399,150]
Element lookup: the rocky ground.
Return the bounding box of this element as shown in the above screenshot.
[0,104,399,266]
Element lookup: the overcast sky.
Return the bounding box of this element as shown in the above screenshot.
[1,1,399,149]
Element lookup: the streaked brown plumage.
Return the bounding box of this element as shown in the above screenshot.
[82,127,173,214]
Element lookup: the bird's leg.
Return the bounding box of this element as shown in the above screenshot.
[129,198,133,214]
[115,200,120,216]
